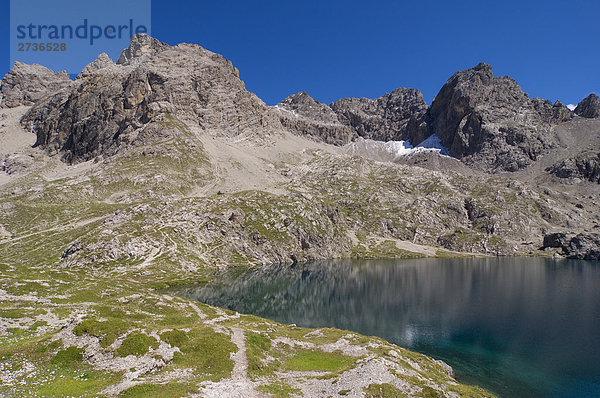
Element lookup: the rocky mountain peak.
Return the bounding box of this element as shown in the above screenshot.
[575,94,600,119]
[278,92,341,124]
[281,91,318,106]
[274,92,355,145]
[473,62,493,74]
[427,62,572,171]
[116,34,169,65]
[0,62,72,108]
[76,53,116,79]
[330,87,428,142]
[21,34,281,163]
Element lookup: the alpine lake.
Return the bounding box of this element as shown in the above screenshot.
[170,257,600,397]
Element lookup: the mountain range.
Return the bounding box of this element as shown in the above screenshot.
[0,34,599,396]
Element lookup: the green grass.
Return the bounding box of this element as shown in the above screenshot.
[74,318,130,348]
[116,332,159,357]
[170,326,236,381]
[160,329,188,348]
[246,331,278,378]
[257,382,302,398]
[283,349,357,373]
[35,368,120,397]
[50,346,84,366]
[118,382,196,397]
[364,383,407,397]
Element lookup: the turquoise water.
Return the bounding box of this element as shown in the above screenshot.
[172,258,600,397]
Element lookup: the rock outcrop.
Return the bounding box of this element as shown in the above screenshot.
[331,87,429,142]
[274,92,355,145]
[275,64,579,174]
[21,34,282,163]
[116,34,169,65]
[546,152,600,183]
[427,62,572,172]
[574,94,600,119]
[274,88,429,145]
[0,62,72,108]
[76,53,116,79]
[543,232,600,260]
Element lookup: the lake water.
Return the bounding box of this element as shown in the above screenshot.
[171,258,600,397]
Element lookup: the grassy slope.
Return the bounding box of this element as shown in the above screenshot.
[0,142,496,397]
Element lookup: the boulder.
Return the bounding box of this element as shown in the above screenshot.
[546,152,600,183]
[543,232,568,248]
[563,233,600,260]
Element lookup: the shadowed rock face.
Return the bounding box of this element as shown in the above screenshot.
[331,87,429,142]
[20,34,282,163]
[543,232,600,260]
[274,88,429,145]
[575,94,600,119]
[0,62,72,108]
[428,62,572,172]
[275,64,578,173]
[546,152,600,183]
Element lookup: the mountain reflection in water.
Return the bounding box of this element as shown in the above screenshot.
[172,258,600,398]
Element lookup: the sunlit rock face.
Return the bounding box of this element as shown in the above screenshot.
[0,62,72,108]
[20,34,282,163]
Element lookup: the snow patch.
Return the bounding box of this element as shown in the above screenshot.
[567,104,577,111]
[343,135,451,162]
[415,134,451,156]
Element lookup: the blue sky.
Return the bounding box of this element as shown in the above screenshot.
[1,0,598,106]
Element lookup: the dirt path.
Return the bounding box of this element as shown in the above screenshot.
[1,216,106,244]
[195,327,258,398]
[187,301,207,320]
[230,328,250,382]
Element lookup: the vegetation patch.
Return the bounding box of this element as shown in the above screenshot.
[246,331,278,377]
[50,346,84,367]
[118,382,196,397]
[283,349,357,374]
[116,332,159,357]
[364,383,407,397]
[170,326,236,381]
[160,329,188,348]
[257,382,302,398]
[74,318,130,348]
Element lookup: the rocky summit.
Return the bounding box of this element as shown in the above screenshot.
[0,62,72,108]
[575,93,600,119]
[0,34,599,397]
[19,34,281,163]
[427,62,573,172]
